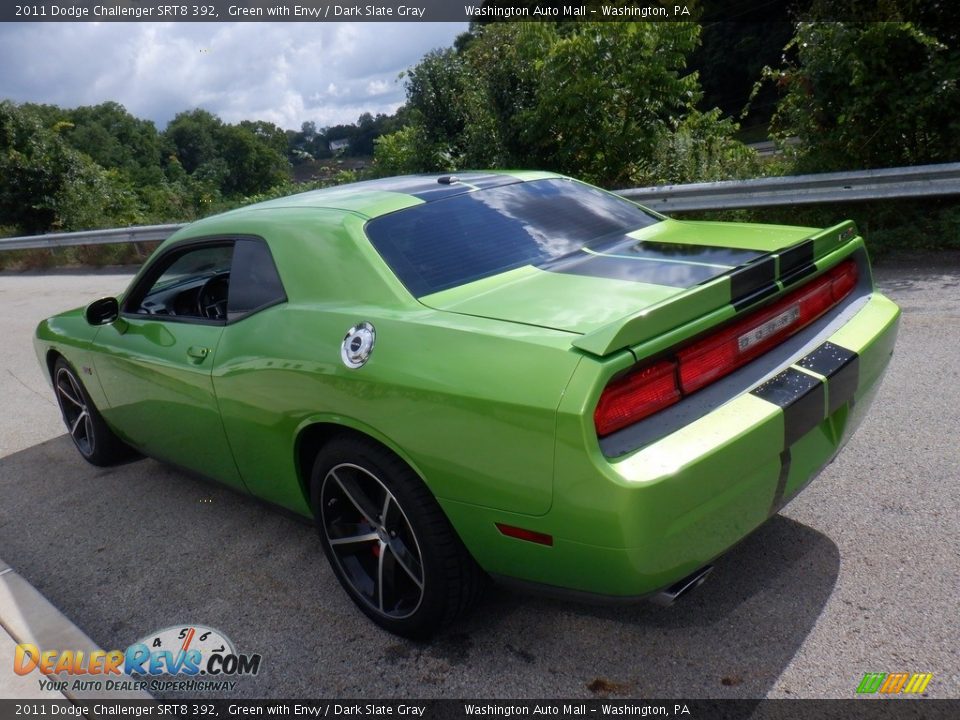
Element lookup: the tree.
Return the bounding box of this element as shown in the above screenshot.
[378,21,755,187]
[403,48,480,166]
[218,124,289,196]
[0,101,138,233]
[691,20,794,128]
[61,101,163,185]
[766,20,960,170]
[0,100,75,233]
[530,22,703,185]
[238,119,288,156]
[162,109,223,174]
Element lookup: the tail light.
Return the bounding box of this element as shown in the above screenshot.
[594,360,680,437]
[594,259,859,437]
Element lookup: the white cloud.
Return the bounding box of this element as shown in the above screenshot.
[0,21,465,129]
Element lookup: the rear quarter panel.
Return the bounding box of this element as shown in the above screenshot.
[207,211,583,516]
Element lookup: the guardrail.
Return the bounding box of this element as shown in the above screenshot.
[617,161,960,212]
[2,162,959,250]
[0,223,184,252]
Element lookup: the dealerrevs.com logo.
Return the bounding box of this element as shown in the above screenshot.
[14,624,261,694]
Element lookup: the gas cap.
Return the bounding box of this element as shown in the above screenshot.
[341,322,376,368]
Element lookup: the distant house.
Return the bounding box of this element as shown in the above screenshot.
[329,138,350,153]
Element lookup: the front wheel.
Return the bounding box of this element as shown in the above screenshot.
[52,357,133,466]
[311,436,485,638]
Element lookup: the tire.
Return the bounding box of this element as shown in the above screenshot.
[52,357,133,466]
[311,436,485,638]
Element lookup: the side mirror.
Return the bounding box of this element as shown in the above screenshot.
[85,297,120,326]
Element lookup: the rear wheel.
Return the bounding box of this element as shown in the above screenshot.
[311,436,484,638]
[52,357,133,466]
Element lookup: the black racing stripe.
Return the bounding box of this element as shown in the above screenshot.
[585,237,763,267]
[769,449,792,516]
[409,184,479,201]
[341,175,468,199]
[546,252,725,287]
[730,256,776,299]
[411,173,519,198]
[731,283,780,312]
[337,174,516,202]
[464,174,521,189]
[729,256,778,310]
[589,239,762,272]
[751,367,826,447]
[797,341,861,414]
[620,241,762,267]
[780,263,818,287]
[777,239,817,287]
[778,239,814,276]
[544,238,764,288]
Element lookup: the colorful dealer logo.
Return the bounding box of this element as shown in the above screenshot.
[14,625,261,686]
[856,672,933,695]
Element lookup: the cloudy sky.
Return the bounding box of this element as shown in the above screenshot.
[0,22,466,130]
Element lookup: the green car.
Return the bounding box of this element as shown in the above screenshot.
[34,172,900,637]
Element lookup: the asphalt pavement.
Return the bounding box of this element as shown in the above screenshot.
[0,259,957,700]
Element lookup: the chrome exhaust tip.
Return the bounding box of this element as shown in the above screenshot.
[649,565,714,607]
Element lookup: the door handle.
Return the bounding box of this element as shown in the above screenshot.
[187,346,210,360]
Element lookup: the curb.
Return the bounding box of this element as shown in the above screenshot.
[0,557,152,702]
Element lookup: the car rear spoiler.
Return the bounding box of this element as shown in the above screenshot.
[570,221,859,357]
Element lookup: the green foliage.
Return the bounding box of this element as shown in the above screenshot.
[55,160,140,231]
[373,126,435,176]
[231,169,361,207]
[216,124,289,196]
[531,22,703,186]
[163,109,223,174]
[381,22,757,187]
[161,109,289,199]
[466,23,552,167]
[0,100,140,234]
[0,100,73,233]
[60,101,163,186]
[645,108,763,185]
[764,21,960,170]
[689,15,794,129]
[238,119,289,156]
[0,100,309,236]
[405,49,473,149]
[287,112,407,162]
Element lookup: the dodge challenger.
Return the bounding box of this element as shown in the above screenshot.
[34,172,900,636]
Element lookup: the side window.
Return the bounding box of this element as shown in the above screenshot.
[127,244,234,322]
[227,239,287,321]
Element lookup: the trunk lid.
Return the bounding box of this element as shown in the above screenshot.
[421,219,845,353]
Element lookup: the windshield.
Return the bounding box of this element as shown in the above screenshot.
[364,178,661,297]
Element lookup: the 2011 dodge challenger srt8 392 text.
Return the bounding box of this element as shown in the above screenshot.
[35,172,900,636]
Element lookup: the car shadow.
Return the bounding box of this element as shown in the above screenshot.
[0,436,839,699]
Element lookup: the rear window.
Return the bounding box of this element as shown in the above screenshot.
[364,178,660,297]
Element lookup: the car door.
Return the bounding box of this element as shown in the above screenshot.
[92,240,244,489]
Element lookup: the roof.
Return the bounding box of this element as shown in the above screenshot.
[215,170,564,221]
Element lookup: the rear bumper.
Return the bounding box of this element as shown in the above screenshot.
[442,290,900,597]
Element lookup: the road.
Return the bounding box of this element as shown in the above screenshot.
[0,259,957,699]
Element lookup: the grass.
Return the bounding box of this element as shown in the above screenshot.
[0,242,159,272]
